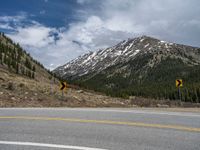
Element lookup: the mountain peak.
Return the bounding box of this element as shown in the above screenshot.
[53,36,200,80]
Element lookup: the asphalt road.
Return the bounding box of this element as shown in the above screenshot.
[0,108,200,150]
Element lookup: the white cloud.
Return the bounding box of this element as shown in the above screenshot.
[0,23,13,30]
[9,25,56,47]
[7,21,87,70]
[0,13,28,31]
[0,14,26,22]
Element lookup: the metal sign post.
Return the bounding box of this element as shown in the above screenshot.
[178,87,181,101]
[62,90,64,99]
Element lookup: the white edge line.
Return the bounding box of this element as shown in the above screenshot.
[0,141,108,150]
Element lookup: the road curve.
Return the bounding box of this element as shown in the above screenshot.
[0,108,200,150]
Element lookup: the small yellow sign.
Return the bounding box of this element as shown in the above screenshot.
[60,82,67,90]
[176,79,183,87]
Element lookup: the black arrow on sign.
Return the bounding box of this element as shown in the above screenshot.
[60,82,65,90]
[177,80,181,87]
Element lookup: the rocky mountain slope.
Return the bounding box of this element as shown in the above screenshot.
[54,36,200,80]
[54,36,200,102]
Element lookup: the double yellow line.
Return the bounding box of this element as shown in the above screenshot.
[0,116,200,132]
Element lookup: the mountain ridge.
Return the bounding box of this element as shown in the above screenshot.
[54,35,200,102]
[54,35,200,79]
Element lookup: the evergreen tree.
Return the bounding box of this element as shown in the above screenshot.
[31,72,35,79]
[0,51,2,64]
[32,65,36,72]
[16,63,19,74]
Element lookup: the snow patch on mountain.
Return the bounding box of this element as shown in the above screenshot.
[53,35,200,80]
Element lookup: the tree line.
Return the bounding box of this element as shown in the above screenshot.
[0,32,59,81]
[0,32,35,78]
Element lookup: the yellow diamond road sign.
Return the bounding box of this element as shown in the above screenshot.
[176,79,183,87]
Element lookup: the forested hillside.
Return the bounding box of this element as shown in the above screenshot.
[73,56,200,103]
[0,32,56,81]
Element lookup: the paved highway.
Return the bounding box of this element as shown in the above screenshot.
[0,108,200,150]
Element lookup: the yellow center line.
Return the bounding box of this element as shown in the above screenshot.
[0,116,200,132]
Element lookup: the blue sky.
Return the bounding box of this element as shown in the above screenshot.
[0,0,79,28]
[0,0,200,70]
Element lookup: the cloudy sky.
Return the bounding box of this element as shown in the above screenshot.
[0,0,200,70]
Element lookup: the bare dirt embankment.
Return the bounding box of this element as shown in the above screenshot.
[1,67,200,108]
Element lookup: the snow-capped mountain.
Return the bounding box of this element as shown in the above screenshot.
[53,35,200,101]
[53,35,200,80]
